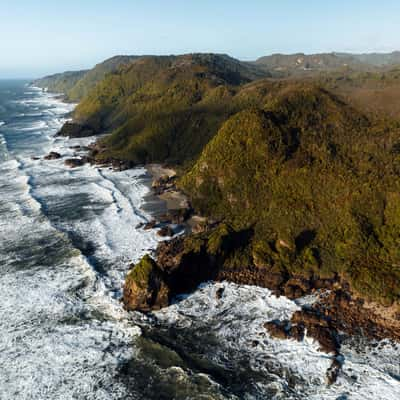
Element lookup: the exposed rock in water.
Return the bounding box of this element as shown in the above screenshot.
[69,145,91,151]
[57,122,96,138]
[123,255,170,312]
[123,222,400,362]
[44,151,61,160]
[157,226,174,237]
[64,158,85,168]
[111,159,135,171]
[264,310,339,355]
[143,220,157,230]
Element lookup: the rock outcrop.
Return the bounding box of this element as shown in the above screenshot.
[64,158,85,168]
[44,151,61,160]
[57,122,95,138]
[123,255,169,312]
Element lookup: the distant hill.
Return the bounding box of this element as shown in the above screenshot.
[68,53,269,165]
[32,70,88,94]
[254,51,400,76]
[33,55,144,101]
[67,55,143,101]
[338,51,400,67]
[254,53,366,75]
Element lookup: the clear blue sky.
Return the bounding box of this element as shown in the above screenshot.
[1,0,400,78]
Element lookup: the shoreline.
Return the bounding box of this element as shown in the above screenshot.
[47,136,400,350]
[40,109,400,388]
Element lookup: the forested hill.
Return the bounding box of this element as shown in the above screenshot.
[37,52,400,305]
[33,55,143,101]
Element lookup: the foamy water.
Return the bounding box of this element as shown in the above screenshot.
[0,81,399,399]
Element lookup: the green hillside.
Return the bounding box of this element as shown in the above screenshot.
[67,55,142,101]
[73,54,268,165]
[45,53,400,305]
[32,70,88,94]
[34,55,142,101]
[181,84,400,303]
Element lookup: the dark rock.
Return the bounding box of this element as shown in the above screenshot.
[31,156,41,161]
[64,158,85,168]
[169,208,193,224]
[112,159,135,171]
[44,151,61,160]
[152,175,176,194]
[70,145,90,151]
[264,320,290,340]
[283,278,311,299]
[157,226,174,237]
[57,122,95,138]
[123,255,169,312]
[143,220,157,230]
[158,214,172,224]
[135,222,145,229]
[216,287,225,299]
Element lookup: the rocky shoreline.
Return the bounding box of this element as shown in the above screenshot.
[121,172,400,384]
[123,230,400,384]
[42,129,400,385]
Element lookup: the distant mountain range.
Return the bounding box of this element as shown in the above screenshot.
[33,51,400,100]
[254,51,400,75]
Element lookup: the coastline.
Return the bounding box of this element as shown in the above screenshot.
[24,83,400,397]
[48,122,400,350]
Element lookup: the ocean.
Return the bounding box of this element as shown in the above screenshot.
[0,80,399,400]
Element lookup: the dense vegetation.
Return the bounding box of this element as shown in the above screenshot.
[34,55,142,101]
[181,84,400,303]
[67,55,142,101]
[39,52,400,305]
[73,54,268,165]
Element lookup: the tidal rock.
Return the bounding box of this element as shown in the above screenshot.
[143,220,157,230]
[168,208,192,224]
[44,151,61,160]
[57,122,95,138]
[64,158,85,168]
[157,226,174,237]
[70,145,90,151]
[152,174,176,194]
[111,159,135,171]
[123,255,169,312]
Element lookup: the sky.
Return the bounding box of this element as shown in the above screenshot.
[1,0,400,78]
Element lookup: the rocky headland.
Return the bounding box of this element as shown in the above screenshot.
[36,53,400,382]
